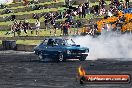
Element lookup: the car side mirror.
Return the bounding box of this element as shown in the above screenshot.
[62,43,65,45]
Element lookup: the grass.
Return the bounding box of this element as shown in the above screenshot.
[0,28,80,37]
[3,0,64,10]
[16,40,42,45]
[0,40,42,45]
[89,1,111,7]
[0,17,45,25]
[0,27,82,45]
[0,29,61,37]
[0,13,100,26]
[0,7,65,17]
[74,14,94,20]
[0,0,110,25]
[0,13,104,31]
[0,0,111,17]
[0,7,66,26]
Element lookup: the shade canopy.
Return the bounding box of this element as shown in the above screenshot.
[0,0,13,4]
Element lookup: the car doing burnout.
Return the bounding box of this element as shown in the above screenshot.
[34,38,89,62]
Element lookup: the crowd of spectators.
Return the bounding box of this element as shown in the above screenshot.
[2,0,131,36]
[5,19,31,36]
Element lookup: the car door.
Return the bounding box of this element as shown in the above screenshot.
[39,39,49,56]
[46,39,62,58]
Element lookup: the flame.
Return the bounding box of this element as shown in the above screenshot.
[78,66,86,76]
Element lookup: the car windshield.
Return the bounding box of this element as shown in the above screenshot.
[54,38,75,45]
[65,38,75,45]
[55,39,65,45]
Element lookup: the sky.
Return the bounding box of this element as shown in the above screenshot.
[0,0,13,4]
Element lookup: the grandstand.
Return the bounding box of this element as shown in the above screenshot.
[0,0,131,45]
[0,0,102,36]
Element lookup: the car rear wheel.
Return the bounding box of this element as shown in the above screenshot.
[38,53,44,61]
[58,53,64,62]
[79,57,86,61]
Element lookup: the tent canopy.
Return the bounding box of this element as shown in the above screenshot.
[0,0,13,4]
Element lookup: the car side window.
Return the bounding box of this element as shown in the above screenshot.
[47,39,56,46]
[42,39,48,45]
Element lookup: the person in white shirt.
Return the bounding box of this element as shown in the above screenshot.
[35,19,40,36]
[78,5,82,18]
[107,10,113,17]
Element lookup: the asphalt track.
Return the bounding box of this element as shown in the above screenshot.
[0,51,132,88]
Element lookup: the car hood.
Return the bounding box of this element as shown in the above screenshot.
[65,45,88,50]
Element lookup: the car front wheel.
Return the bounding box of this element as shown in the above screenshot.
[79,57,86,61]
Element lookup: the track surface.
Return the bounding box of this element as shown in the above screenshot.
[0,51,132,88]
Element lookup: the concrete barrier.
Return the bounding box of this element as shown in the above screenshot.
[16,44,36,51]
[0,44,3,50]
[0,44,36,51]
[0,36,45,40]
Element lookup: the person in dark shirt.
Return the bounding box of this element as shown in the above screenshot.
[125,0,129,8]
[82,4,86,18]
[32,13,39,20]
[99,0,105,9]
[85,1,90,14]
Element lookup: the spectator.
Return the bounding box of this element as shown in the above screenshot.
[44,19,48,30]
[76,20,82,28]
[100,7,106,16]
[119,15,126,22]
[125,0,129,8]
[113,0,120,7]
[118,3,125,10]
[23,19,30,34]
[107,10,113,17]
[15,21,21,36]
[33,5,41,10]
[85,0,90,14]
[23,0,29,6]
[35,19,40,36]
[50,17,57,36]
[0,4,6,9]
[11,14,16,21]
[94,5,99,15]
[68,0,72,6]
[32,13,39,20]
[99,0,105,9]
[82,4,86,18]
[62,22,69,36]
[3,7,12,14]
[78,5,82,18]
[65,14,73,24]
[33,0,39,4]
[53,0,57,2]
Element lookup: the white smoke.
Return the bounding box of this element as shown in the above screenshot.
[74,31,132,61]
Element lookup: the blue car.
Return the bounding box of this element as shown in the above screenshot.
[34,37,89,62]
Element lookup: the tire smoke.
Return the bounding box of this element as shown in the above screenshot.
[74,31,132,61]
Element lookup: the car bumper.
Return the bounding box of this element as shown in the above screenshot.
[65,53,88,59]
